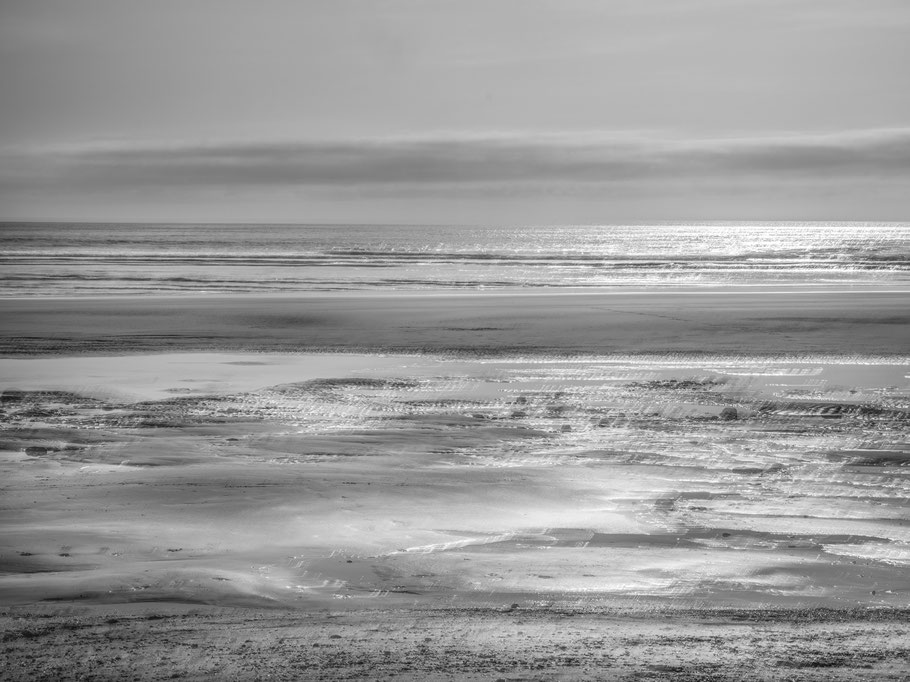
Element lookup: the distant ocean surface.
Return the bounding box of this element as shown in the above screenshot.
[1,222,908,296]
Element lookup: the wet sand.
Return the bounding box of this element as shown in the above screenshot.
[2,289,909,679]
[1,288,908,355]
[3,352,909,606]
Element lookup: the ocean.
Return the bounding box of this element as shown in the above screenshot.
[1,222,907,296]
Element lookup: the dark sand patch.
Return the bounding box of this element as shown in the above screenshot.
[1,289,908,356]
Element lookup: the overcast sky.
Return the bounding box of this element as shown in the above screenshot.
[1,0,909,223]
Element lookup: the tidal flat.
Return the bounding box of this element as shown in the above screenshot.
[2,346,909,680]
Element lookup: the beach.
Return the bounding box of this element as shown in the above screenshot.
[3,0,910,672]
[2,286,909,679]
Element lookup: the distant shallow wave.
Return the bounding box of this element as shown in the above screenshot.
[2,222,908,295]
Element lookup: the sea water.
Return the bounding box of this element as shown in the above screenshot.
[1,221,907,296]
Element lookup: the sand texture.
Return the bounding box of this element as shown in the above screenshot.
[3,605,910,681]
[1,290,909,679]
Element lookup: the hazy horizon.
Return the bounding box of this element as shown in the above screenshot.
[3,219,909,227]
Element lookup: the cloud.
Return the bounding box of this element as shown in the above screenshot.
[3,129,910,191]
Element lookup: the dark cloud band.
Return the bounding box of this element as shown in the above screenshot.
[4,129,910,189]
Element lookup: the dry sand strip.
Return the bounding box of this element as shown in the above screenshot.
[2,604,910,681]
[1,289,908,356]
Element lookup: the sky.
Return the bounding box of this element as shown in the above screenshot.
[1,0,909,223]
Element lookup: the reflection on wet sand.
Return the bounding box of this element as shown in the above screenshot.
[2,352,907,611]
